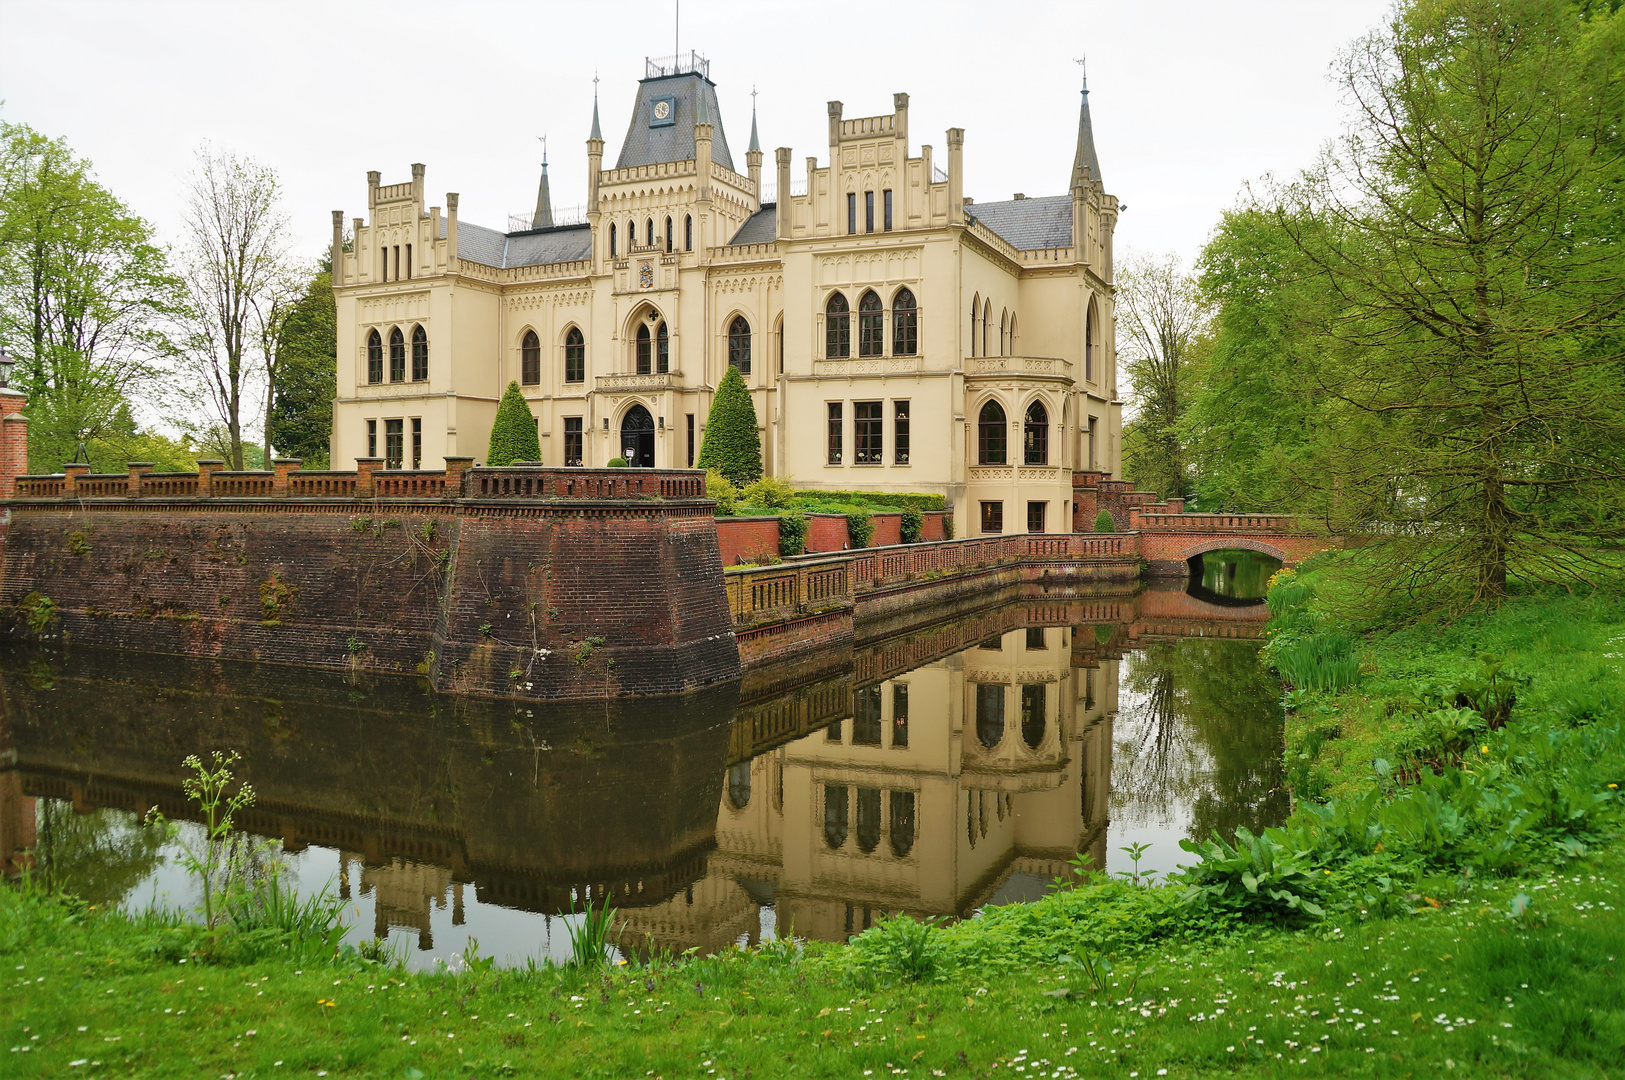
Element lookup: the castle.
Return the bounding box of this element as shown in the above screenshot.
[330,53,1120,537]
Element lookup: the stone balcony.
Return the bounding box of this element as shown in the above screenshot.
[812,356,924,377]
[596,372,683,393]
[964,355,1074,379]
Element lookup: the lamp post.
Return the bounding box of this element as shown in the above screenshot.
[0,346,13,389]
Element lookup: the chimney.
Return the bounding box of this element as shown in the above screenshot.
[775,147,792,239]
[946,128,965,225]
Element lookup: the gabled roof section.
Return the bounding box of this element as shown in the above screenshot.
[967,196,1073,250]
[440,217,594,269]
[616,72,735,172]
[726,204,776,246]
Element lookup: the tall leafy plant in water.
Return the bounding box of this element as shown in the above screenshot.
[147,750,260,931]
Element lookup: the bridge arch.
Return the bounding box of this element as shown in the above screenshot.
[1176,536,1294,565]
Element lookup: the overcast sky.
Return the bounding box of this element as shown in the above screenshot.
[1,0,1392,268]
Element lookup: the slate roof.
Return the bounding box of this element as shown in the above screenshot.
[966,195,1073,250]
[616,72,735,173]
[726,204,776,246]
[440,217,594,269]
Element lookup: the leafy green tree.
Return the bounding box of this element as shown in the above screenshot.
[268,264,336,468]
[1117,252,1209,500]
[0,121,184,472]
[696,366,762,485]
[486,381,539,466]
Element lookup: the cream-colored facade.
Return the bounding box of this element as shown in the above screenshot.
[330,55,1121,536]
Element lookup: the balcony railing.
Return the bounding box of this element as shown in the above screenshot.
[966,355,1073,378]
[596,372,681,392]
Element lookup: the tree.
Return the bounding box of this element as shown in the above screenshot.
[268,263,336,468]
[1117,252,1209,500]
[696,365,762,485]
[179,146,294,471]
[0,121,184,472]
[1275,0,1625,599]
[486,381,539,466]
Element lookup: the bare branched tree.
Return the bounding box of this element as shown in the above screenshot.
[180,146,291,470]
[1117,252,1210,499]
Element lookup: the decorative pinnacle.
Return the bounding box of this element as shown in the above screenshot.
[1076,56,1088,93]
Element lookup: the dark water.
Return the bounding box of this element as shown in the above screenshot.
[0,573,1283,970]
[1193,549,1282,602]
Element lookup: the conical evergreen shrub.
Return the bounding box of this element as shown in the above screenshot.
[696,366,763,486]
[486,381,540,466]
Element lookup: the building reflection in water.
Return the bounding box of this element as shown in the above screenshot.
[0,584,1280,964]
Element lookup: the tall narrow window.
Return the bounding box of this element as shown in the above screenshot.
[627,220,635,249]
[892,287,917,356]
[521,330,541,385]
[892,683,909,747]
[824,784,849,849]
[853,686,882,745]
[1026,627,1047,650]
[379,248,387,282]
[609,222,617,258]
[405,244,412,279]
[1085,303,1096,382]
[393,246,400,281]
[366,419,376,458]
[883,189,893,231]
[685,214,692,251]
[564,327,585,383]
[388,327,405,382]
[411,325,428,381]
[981,501,1004,534]
[857,290,883,357]
[563,416,583,466]
[889,791,915,857]
[975,684,1005,748]
[1024,400,1049,465]
[410,418,422,469]
[686,413,695,467]
[777,320,784,373]
[1087,416,1098,470]
[846,192,856,235]
[728,316,751,374]
[1027,500,1048,533]
[1021,684,1047,750]
[856,788,881,853]
[1008,313,1018,353]
[636,324,651,375]
[864,191,874,233]
[367,330,383,384]
[646,218,654,246]
[827,402,843,464]
[665,216,673,252]
[825,293,850,358]
[893,399,910,465]
[384,418,403,469]
[1000,310,1008,356]
[855,401,882,464]
[969,293,980,358]
[983,300,992,359]
[978,400,1007,464]
[656,321,669,373]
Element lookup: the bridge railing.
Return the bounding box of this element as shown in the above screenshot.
[1132,510,1297,532]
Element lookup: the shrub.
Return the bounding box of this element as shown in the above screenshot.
[486,381,540,466]
[705,469,738,515]
[779,509,808,556]
[1271,633,1362,692]
[696,366,763,485]
[942,514,954,540]
[851,914,945,982]
[606,456,628,468]
[1093,509,1116,533]
[846,507,875,548]
[900,505,924,543]
[795,490,946,512]
[742,474,796,508]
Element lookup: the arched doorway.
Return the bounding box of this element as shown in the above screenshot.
[620,404,655,467]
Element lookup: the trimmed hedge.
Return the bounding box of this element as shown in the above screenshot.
[900,505,924,544]
[794,489,946,512]
[486,381,540,466]
[779,510,808,556]
[1093,509,1116,533]
[696,367,763,485]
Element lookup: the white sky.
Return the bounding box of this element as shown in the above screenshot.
[0,0,1393,269]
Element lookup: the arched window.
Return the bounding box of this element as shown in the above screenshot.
[521,330,541,385]
[982,300,992,359]
[825,293,850,358]
[728,316,751,374]
[727,763,751,809]
[1024,400,1049,465]
[857,290,883,357]
[656,321,669,373]
[635,324,652,375]
[388,327,405,382]
[969,293,980,358]
[411,325,428,381]
[609,222,617,258]
[1085,300,1096,382]
[892,288,917,356]
[563,326,585,383]
[366,329,383,384]
[1021,684,1046,750]
[1009,313,1019,354]
[975,684,1005,749]
[684,214,693,251]
[889,791,915,858]
[664,216,673,253]
[1000,310,1008,356]
[856,788,881,854]
[775,315,784,374]
[627,219,636,250]
[645,218,654,246]
[824,784,849,849]
[978,400,1007,465]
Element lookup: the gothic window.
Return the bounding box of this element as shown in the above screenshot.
[1086,300,1096,382]
[824,784,849,848]
[975,684,1005,749]
[685,214,692,251]
[883,189,893,231]
[656,321,669,373]
[864,191,875,233]
[646,218,654,246]
[969,293,980,358]
[1021,684,1047,750]
[609,222,616,257]
[564,327,585,383]
[982,300,992,359]
[521,330,540,385]
[665,216,673,253]
[825,293,850,358]
[411,325,428,381]
[366,329,382,384]
[1000,310,1008,356]
[1024,400,1049,465]
[636,324,651,375]
[856,788,881,853]
[892,287,917,356]
[1009,313,1019,353]
[846,192,856,235]
[978,400,1007,465]
[627,219,636,250]
[728,316,751,374]
[857,290,883,357]
[853,685,881,744]
[388,327,405,382]
[889,791,915,857]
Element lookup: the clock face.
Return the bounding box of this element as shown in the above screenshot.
[649,96,677,128]
[653,100,670,120]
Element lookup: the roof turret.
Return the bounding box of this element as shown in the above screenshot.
[531,138,553,229]
[1071,65,1102,190]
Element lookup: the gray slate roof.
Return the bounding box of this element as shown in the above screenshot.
[616,72,735,173]
[726,204,776,246]
[966,195,1073,250]
[440,217,594,269]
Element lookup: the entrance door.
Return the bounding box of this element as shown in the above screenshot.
[620,404,655,467]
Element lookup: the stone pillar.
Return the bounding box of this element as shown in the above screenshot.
[444,456,474,497]
[197,459,224,497]
[1164,497,1185,515]
[62,462,89,495]
[446,194,459,268]
[126,462,152,497]
[272,458,302,496]
[775,148,792,239]
[331,210,345,286]
[0,388,28,499]
[356,456,383,497]
[946,128,965,225]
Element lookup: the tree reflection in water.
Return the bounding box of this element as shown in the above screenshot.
[30,803,167,908]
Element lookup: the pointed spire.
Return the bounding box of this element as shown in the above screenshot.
[1071,58,1102,189]
[589,73,602,141]
[532,135,553,229]
[748,86,760,153]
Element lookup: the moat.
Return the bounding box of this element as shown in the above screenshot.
[0,558,1285,971]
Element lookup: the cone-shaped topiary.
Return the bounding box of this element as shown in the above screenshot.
[1093,509,1116,533]
[487,381,541,466]
[696,366,763,486]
